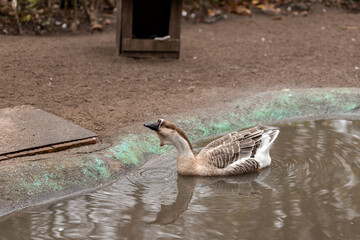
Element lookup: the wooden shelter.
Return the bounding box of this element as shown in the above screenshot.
[116,0,182,58]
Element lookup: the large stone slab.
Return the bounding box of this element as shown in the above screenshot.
[0,105,97,155]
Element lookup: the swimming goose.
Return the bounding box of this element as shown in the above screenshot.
[144,119,279,176]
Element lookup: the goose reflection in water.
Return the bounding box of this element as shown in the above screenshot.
[149,168,271,225]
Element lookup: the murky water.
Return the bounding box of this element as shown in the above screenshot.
[1,119,360,240]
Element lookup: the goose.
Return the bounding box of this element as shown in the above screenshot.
[144,119,279,176]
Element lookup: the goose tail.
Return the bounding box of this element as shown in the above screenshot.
[256,129,279,169]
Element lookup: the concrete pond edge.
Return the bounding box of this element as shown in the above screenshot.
[1,87,360,219]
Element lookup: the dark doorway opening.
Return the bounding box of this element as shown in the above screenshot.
[132,0,171,39]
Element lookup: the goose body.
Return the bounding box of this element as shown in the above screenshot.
[144,119,279,176]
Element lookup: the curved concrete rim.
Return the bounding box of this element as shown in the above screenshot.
[1,87,360,219]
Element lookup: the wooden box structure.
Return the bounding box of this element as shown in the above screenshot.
[116,0,182,58]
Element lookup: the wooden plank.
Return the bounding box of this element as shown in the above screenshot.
[2,138,97,160]
[0,155,9,161]
[122,39,180,52]
[52,137,97,152]
[122,51,179,59]
[6,147,54,159]
[121,0,133,39]
[116,0,123,54]
[169,0,182,39]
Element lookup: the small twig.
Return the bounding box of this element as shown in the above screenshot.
[12,0,22,34]
[63,0,68,23]
[83,0,101,28]
[71,0,78,32]
[83,0,90,23]
[47,0,52,19]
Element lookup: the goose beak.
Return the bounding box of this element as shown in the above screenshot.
[144,122,160,131]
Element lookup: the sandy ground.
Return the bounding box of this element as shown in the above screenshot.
[1,6,359,138]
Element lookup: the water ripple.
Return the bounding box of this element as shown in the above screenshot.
[127,167,177,187]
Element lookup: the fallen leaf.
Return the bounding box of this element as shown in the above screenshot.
[91,24,103,31]
[342,26,358,30]
[207,8,223,18]
[214,9,222,16]
[256,4,281,14]
[208,9,215,17]
[22,14,31,22]
[271,16,284,20]
[233,6,251,16]
[256,4,268,11]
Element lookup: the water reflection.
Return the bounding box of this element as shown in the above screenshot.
[1,119,360,239]
[150,172,264,225]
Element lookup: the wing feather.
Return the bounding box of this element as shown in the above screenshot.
[227,158,260,175]
[201,132,238,151]
[197,125,264,169]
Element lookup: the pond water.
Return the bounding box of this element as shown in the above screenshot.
[1,119,360,240]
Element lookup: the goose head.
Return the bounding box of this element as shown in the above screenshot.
[144,119,193,151]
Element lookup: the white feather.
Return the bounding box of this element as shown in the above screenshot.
[255,129,279,168]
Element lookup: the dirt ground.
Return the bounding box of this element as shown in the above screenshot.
[1,6,359,139]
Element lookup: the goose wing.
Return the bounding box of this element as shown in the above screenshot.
[197,125,264,169]
[200,125,262,152]
[200,131,239,150]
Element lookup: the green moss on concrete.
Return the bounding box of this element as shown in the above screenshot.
[198,125,211,135]
[344,103,358,111]
[5,156,113,199]
[104,134,170,165]
[82,156,111,181]
[21,173,63,196]
[210,120,231,133]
